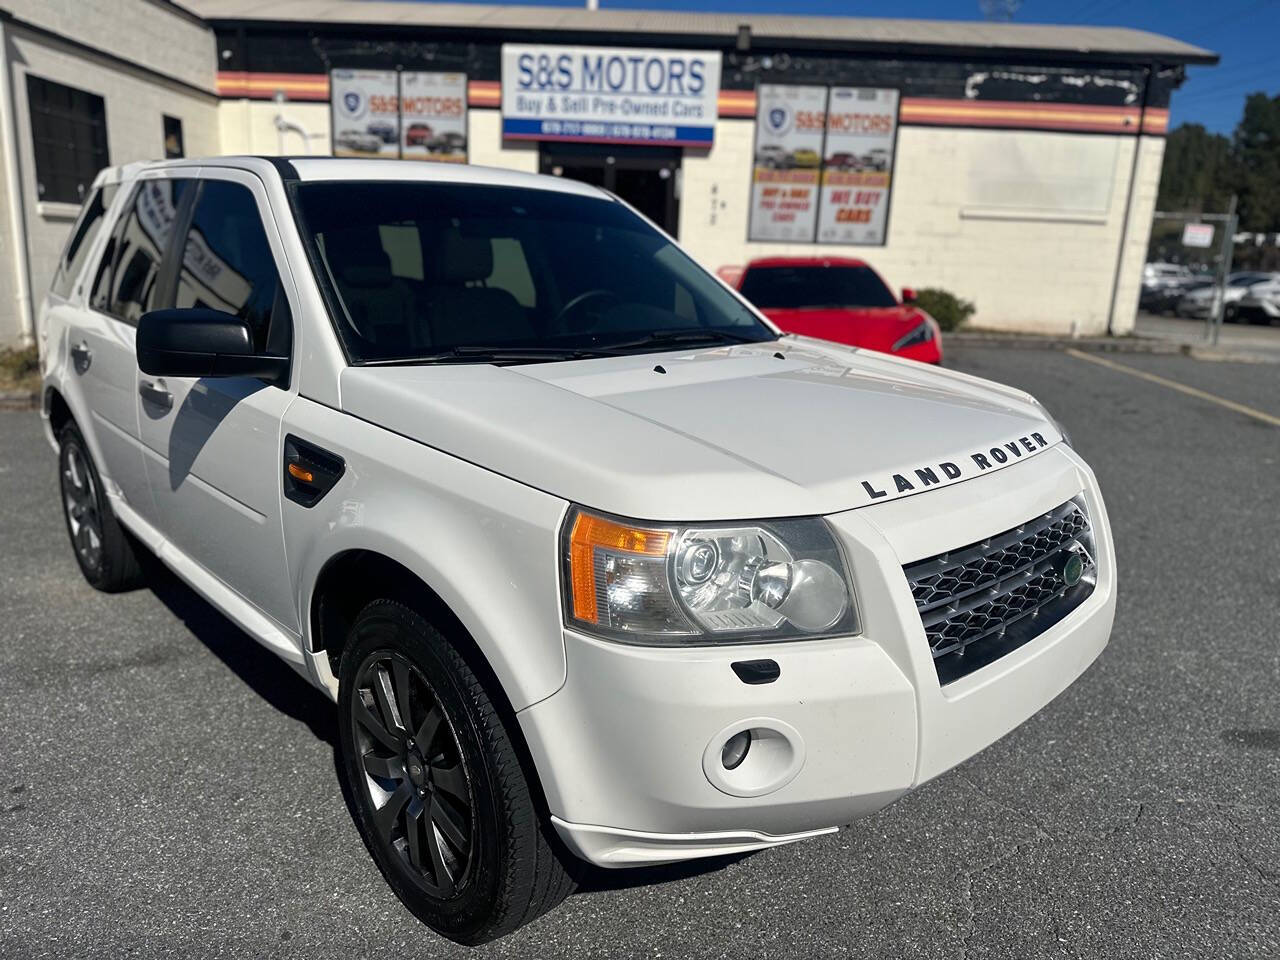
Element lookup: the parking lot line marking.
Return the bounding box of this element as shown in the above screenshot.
[1065,348,1280,428]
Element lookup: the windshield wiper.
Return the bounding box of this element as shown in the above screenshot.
[362,345,611,366]
[594,327,776,354]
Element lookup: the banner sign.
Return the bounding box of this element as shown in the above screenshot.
[1181,222,1214,248]
[816,87,900,245]
[400,72,468,162]
[501,44,721,147]
[748,85,828,242]
[330,70,400,158]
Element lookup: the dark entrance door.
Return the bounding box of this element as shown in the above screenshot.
[540,144,680,236]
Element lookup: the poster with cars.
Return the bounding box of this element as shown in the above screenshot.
[400,72,468,162]
[816,87,899,245]
[330,69,400,158]
[748,85,828,242]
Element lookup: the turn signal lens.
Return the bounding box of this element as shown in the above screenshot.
[287,462,314,483]
[567,512,671,624]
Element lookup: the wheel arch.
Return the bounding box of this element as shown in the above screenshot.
[308,546,566,835]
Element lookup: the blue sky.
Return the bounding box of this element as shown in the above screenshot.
[435,0,1278,135]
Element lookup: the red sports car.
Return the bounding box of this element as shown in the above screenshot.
[735,256,942,364]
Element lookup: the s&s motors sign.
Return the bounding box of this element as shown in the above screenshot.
[501,44,721,147]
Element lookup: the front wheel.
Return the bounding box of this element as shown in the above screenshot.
[337,600,575,944]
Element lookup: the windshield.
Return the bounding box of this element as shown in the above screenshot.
[739,265,898,310]
[291,181,776,363]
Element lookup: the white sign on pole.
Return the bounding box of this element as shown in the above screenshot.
[400,72,468,162]
[1182,222,1214,248]
[748,84,828,242]
[500,44,721,147]
[330,70,400,158]
[816,87,899,245]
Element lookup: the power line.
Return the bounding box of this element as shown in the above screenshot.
[1177,66,1280,104]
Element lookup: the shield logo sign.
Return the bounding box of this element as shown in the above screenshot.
[344,91,361,114]
[769,107,786,131]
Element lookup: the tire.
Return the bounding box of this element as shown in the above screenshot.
[1224,304,1238,323]
[57,422,143,592]
[337,600,575,944]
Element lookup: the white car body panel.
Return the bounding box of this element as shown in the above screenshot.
[339,337,1061,521]
[40,157,1115,870]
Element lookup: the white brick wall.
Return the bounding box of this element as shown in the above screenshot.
[7,30,219,337]
[4,0,215,93]
[680,118,1164,336]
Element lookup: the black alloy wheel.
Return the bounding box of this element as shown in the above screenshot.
[350,651,475,897]
[337,600,575,944]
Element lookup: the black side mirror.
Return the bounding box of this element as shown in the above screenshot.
[137,308,288,384]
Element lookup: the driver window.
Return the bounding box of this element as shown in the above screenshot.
[174,180,288,355]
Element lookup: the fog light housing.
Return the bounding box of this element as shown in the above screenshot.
[721,730,753,770]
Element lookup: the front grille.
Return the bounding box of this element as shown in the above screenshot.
[904,497,1096,685]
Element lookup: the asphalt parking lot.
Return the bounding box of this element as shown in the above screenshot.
[2,345,1278,959]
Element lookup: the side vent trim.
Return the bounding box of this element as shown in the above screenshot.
[283,434,345,508]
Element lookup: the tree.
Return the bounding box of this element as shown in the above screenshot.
[1233,92,1280,234]
[1156,123,1234,214]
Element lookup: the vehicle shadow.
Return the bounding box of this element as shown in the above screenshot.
[139,551,755,899]
[138,550,337,747]
[574,851,757,894]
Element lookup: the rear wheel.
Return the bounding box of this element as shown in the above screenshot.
[337,600,574,944]
[57,423,143,592]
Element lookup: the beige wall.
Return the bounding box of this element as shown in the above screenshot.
[680,118,1161,336]
[217,102,1161,337]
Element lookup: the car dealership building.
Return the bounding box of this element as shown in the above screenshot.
[0,0,1215,347]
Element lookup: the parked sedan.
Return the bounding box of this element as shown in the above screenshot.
[1236,280,1280,325]
[1176,272,1279,321]
[335,129,382,154]
[737,257,942,364]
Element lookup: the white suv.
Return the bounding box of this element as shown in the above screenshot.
[39,157,1116,944]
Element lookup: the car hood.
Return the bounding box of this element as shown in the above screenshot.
[761,305,929,351]
[339,336,1062,520]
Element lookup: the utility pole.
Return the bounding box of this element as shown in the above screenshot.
[1209,194,1238,346]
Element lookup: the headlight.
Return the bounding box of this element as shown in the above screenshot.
[562,508,859,646]
[892,320,934,351]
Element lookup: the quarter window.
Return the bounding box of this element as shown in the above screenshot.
[50,182,117,299]
[27,75,109,205]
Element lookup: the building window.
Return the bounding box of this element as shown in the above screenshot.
[27,75,109,205]
[163,115,184,159]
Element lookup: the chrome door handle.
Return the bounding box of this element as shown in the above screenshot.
[70,341,92,373]
[138,380,173,411]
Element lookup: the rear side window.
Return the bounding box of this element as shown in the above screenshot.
[91,178,191,324]
[173,180,287,354]
[50,182,116,299]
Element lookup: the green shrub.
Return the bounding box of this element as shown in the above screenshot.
[0,344,40,392]
[913,288,975,332]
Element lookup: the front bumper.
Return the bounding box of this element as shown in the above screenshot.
[518,445,1116,867]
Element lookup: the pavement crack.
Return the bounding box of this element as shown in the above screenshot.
[1216,803,1280,896]
[955,771,1056,841]
[956,833,1049,959]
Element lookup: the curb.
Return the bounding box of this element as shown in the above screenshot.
[948,332,1280,364]
[0,390,39,411]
